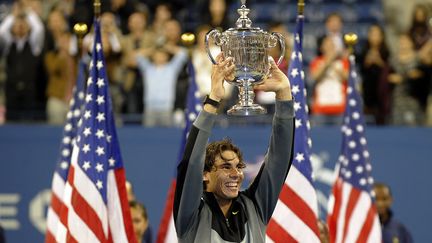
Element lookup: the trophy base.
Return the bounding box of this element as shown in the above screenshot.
[227,104,267,116]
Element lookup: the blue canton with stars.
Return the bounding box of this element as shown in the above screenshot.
[54,59,87,181]
[75,19,124,203]
[288,15,315,183]
[337,55,375,195]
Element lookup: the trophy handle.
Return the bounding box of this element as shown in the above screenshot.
[269,32,286,66]
[205,29,225,64]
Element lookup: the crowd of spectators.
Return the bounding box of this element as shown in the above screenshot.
[0,0,431,127]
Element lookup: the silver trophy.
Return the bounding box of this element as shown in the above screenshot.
[205,0,285,115]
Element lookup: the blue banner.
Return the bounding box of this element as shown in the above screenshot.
[0,125,431,242]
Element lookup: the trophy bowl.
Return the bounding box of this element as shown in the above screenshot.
[205,0,285,116]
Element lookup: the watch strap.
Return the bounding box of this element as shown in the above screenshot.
[203,95,220,108]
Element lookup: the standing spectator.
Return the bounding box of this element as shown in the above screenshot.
[149,3,173,45]
[257,21,293,114]
[388,34,429,125]
[309,36,349,125]
[373,183,413,243]
[407,4,432,126]
[316,13,345,56]
[44,9,74,125]
[201,0,231,30]
[408,4,431,50]
[192,24,233,112]
[121,10,156,117]
[83,12,124,118]
[104,0,138,35]
[44,31,74,125]
[131,43,188,127]
[357,24,392,125]
[0,1,45,121]
[192,24,216,99]
[162,19,190,126]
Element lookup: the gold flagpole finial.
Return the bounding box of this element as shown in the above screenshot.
[73,23,88,56]
[298,0,305,16]
[94,0,101,18]
[181,32,196,47]
[344,33,358,54]
[181,32,196,57]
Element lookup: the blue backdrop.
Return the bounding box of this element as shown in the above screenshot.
[0,125,431,242]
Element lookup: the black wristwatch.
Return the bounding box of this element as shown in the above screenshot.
[203,95,221,108]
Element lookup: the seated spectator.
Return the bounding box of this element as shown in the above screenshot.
[129,200,153,243]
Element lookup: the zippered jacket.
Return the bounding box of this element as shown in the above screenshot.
[174,100,295,243]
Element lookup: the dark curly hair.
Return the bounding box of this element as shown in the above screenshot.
[204,138,244,172]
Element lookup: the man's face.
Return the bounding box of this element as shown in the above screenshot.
[12,18,29,38]
[374,186,392,217]
[326,15,342,33]
[130,207,148,241]
[128,13,146,33]
[204,150,244,201]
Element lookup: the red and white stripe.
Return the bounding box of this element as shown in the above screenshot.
[156,181,178,243]
[51,144,136,243]
[46,173,68,243]
[267,166,321,242]
[327,178,381,243]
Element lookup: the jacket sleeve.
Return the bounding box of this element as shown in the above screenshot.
[245,100,295,224]
[173,110,216,237]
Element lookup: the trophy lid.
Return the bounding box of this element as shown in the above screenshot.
[230,0,261,32]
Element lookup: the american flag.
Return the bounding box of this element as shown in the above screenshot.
[157,60,201,243]
[52,18,136,243]
[266,14,321,243]
[327,55,382,243]
[45,59,86,243]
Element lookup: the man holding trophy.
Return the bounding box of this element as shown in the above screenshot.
[173,1,294,241]
[173,49,294,242]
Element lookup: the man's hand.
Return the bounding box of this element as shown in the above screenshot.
[209,53,235,102]
[254,57,292,101]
